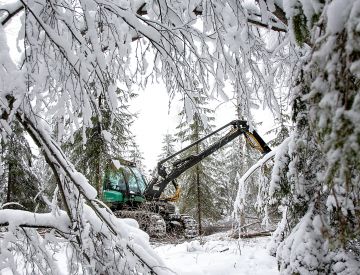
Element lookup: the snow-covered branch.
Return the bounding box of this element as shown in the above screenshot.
[0,1,24,26]
[0,209,70,231]
[232,148,277,222]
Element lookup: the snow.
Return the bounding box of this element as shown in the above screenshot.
[153,234,279,275]
[0,232,279,275]
[327,0,353,34]
[0,209,70,231]
[233,148,277,216]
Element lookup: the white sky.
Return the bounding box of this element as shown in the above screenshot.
[130,83,179,170]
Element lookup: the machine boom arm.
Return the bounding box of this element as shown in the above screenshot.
[144,120,271,200]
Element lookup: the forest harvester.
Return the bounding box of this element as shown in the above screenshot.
[101,120,271,238]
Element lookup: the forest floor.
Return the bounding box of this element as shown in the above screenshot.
[0,232,279,275]
[151,233,279,275]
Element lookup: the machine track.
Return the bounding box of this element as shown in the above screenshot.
[167,214,199,239]
[113,210,198,239]
[180,215,199,238]
[114,210,166,238]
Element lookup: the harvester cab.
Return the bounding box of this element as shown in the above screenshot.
[102,159,147,209]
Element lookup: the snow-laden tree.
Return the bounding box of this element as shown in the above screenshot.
[124,138,147,173]
[1,0,234,273]
[210,146,233,217]
[175,88,221,234]
[0,121,45,211]
[156,133,178,197]
[63,88,135,195]
[266,1,360,273]
[157,133,177,161]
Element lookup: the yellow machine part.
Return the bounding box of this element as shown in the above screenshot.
[161,186,181,202]
[244,132,265,154]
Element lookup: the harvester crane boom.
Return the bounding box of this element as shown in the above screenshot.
[144,120,271,200]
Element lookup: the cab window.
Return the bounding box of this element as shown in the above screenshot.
[130,168,147,193]
[105,170,126,191]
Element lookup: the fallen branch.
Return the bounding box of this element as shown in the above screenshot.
[230,230,273,239]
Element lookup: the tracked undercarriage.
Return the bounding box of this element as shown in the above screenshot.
[113,201,199,239]
[167,214,199,239]
[114,210,167,237]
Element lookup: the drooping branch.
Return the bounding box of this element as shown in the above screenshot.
[1,1,288,42]
[0,209,71,233]
[8,99,163,274]
[232,147,277,220]
[137,1,288,33]
[0,1,24,26]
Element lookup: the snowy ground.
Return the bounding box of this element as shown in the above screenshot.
[0,232,279,274]
[152,233,279,275]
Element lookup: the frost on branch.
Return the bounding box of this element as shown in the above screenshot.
[232,149,278,233]
[0,107,166,274]
[267,0,360,273]
[1,0,216,273]
[276,205,328,274]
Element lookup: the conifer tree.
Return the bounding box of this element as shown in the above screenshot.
[157,133,177,161]
[64,90,134,195]
[175,88,221,234]
[268,2,360,273]
[124,138,146,174]
[0,122,44,211]
[156,133,178,197]
[210,147,232,217]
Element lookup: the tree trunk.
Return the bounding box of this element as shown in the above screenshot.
[196,164,202,235]
[195,120,202,235]
[96,159,102,197]
[6,161,13,203]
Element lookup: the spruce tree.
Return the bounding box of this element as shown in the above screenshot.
[210,146,232,217]
[124,138,146,174]
[0,122,44,211]
[175,88,221,234]
[269,2,360,273]
[156,133,178,197]
[64,90,134,195]
[157,133,177,161]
